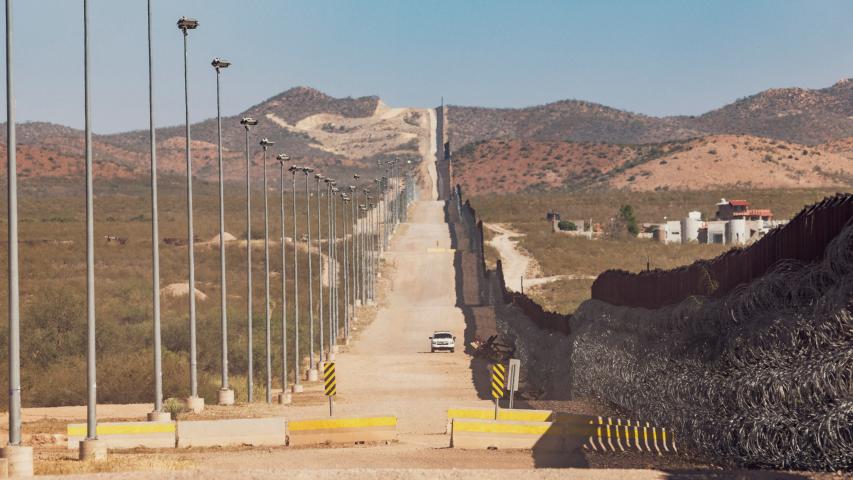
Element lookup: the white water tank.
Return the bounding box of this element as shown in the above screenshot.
[682,217,700,243]
[727,218,747,245]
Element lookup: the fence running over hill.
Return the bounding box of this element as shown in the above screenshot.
[591,193,853,309]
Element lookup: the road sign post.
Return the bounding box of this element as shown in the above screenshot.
[324,361,336,417]
[507,359,520,409]
[491,363,506,419]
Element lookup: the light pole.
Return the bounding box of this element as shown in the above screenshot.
[80,0,104,461]
[331,186,340,351]
[212,57,235,407]
[288,165,304,393]
[240,117,258,402]
[178,15,203,414]
[325,179,334,356]
[260,138,275,403]
[276,154,292,404]
[315,173,325,365]
[147,0,169,423]
[341,193,351,341]
[2,0,33,472]
[352,175,360,306]
[303,167,318,382]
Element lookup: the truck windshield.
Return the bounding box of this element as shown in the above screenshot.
[434,333,452,339]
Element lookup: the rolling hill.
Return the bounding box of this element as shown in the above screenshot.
[0,87,430,183]
[447,79,853,149]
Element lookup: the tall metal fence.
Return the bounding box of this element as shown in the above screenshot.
[591,193,853,309]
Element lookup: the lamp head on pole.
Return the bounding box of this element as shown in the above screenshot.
[276,153,291,165]
[211,58,231,71]
[240,117,258,130]
[259,138,274,149]
[177,17,199,32]
[302,167,314,175]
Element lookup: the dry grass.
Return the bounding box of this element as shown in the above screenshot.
[470,188,840,314]
[0,176,370,408]
[36,451,194,476]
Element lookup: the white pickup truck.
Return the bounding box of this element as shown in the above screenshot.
[429,331,456,353]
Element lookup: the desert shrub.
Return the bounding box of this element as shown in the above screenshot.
[557,220,577,231]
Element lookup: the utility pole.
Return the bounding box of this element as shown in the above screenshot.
[240,117,258,402]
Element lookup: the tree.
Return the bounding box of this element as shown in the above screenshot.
[619,204,639,237]
[557,220,577,231]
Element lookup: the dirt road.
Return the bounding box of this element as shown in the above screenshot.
[484,223,593,292]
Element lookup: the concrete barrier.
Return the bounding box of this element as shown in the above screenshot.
[450,418,593,451]
[287,416,397,446]
[448,407,553,422]
[66,421,175,450]
[176,417,286,448]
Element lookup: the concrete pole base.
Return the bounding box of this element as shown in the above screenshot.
[342,337,351,345]
[276,392,292,405]
[355,300,362,307]
[331,345,340,354]
[1,445,33,477]
[184,396,205,414]
[292,383,304,393]
[217,388,235,406]
[327,352,336,361]
[79,438,107,461]
[147,410,172,422]
[307,368,319,382]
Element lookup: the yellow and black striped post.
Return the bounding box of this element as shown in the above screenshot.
[324,361,336,416]
[491,363,506,418]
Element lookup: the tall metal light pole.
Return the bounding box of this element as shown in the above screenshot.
[352,175,360,306]
[178,16,203,414]
[288,166,303,393]
[303,167,318,382]
[331,186,340,350]
[260,138,275,403]
[1,0,34,474]
[79,0,105,461]
[147,0,169,423]
[315,174,325,365]
[325,179,334,355]
[276,154,292,404]
[212,57,235,406]
[240,117,258,402]
[341,194,351,341]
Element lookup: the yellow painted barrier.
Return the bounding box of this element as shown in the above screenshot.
[451,418,593,451]
[66,421,175,450]
[287,416,397,446]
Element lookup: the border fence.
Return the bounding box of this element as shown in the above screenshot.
[591,193,853,309]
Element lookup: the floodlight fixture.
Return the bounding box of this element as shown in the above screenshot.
[241,117,258,127]
[211,58,231,70]
[260,138,274,148]
[177,17,199,31]
[276,153,291,163]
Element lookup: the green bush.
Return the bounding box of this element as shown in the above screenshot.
[557,220,577,231]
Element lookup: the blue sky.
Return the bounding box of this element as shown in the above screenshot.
[3,0,853,133]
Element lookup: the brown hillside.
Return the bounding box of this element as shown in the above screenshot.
[452,135,853,194]
[0,87,427,183]
[447,79,853,149]
[451,138,693,194]
[606,135,853,191]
